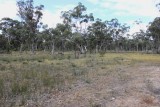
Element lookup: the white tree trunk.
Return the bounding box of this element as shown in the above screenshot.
[51,41,55,55]
[19,43,23,53]
[31,43,35,54]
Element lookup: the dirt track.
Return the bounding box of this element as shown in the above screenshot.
[28,63,160,107]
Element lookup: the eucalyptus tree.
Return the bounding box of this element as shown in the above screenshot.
[132,31,144,51]
[106,19,130,51]
[0,18,12,52]
[17,0,44,54]
[40,25,52,52]
[41,23,72,54]
[145,30,154,52]
[61,2,94,54]
[87,18,111,52]
[55,23,72,53]
[0,34,7,52]
[147,17,160,53]
[87,24,97,53]
[107,19,120,46]
[93,18,106,52]
[119,24,130,49]
[40,25,58,54]
[0,18,22,52]
[13,22,29,52]
[135,30,149,51]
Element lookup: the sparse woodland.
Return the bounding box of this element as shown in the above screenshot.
[0,0,160,55]
[1,0,160,107]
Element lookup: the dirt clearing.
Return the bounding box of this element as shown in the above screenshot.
[32,63,160,107]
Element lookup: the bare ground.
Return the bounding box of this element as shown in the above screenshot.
[27,63,160,107]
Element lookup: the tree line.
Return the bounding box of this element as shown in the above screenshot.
[0,0,160,55]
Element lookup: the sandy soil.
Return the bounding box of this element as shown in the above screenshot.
[27,63,160,107]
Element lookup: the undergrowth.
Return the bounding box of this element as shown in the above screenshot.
[0,52,160,106]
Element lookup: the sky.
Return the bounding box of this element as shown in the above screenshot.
[0,0,159,35]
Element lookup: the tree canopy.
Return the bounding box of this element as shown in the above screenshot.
[0,0,160,54]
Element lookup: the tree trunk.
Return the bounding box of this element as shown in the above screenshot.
[96,45,98,53]
[31,43,35,54]
[19,43,23,53]
[80,46,85,54]
[157,44,160,54]
[51,41,55,55]
[84,46,87,57]
[75,49,77,58]
[35,43,38,51]
[137,43,139,52]
[43,46,46,52]
[61,40,65,54]
[74,49,79,59]
[6,34,11,53]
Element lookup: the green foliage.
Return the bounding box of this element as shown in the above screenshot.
[148,17,160,53]
[72,68,87,76]
[99,51,106,57]
[71,63,77,67]
[0,65,6,71]
[11,80,29,95]
[41,72,55,87]
[0,1,156,53]
[0,79,4,98]
[67,55,71,60]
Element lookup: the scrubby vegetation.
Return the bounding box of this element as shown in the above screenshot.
[0,0,160,54]
[0,52,160,106]
[0,0,160,106]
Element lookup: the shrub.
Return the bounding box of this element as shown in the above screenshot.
[11,81,29,95]
[99,51,106,57]
[0,79,4,98]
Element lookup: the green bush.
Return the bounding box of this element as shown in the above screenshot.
[11,81,29,95]
[0,79,4,98]
[99,51,106,57]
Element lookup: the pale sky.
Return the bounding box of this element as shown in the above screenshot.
[0,0,159,34]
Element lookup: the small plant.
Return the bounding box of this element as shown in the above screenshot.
[71,63,77,67]
[37,59,43,62]
[67,55,71,60]
[84,79,91,84]
[0,65,6,71]
[56,62,63,65]
[11,81,29,95]
[13,59,17,62]
[42,76,53,87]
[92,104,102,107]
[0,79,4,98]
[72,69,86,76]
[99,51,106,57]
[2,58,10,63]
[101,66,106,69]
[22,61,28,64]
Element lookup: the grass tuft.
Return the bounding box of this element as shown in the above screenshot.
[0,52,160,106]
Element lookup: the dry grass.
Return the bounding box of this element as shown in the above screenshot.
[0,52,160,106]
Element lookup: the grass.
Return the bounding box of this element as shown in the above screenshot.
[0,52,160,106]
